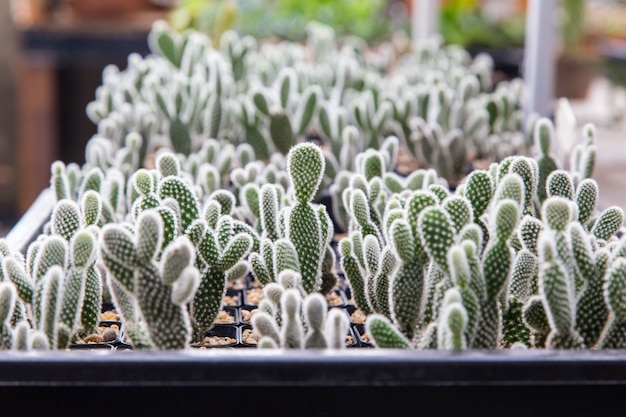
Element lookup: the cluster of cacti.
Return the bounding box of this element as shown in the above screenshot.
[364,117,626,350]
[250,270,350,349]
[84,20,531,193]
[0,178,107,351]
[5,21,626,354]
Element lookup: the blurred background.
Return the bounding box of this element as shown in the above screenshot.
[1,0,626,234]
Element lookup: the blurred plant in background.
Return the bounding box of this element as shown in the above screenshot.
[439,0,525,49]
[169,0,392,44]
[169,0,238,44]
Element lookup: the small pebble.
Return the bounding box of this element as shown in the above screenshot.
[224,295,240,306]
[100,311,120,321]
[350,309,366,324]
[213,310,236,324]
[84,334,103,344]
[202,336,236,346]
[102,328,119,343]
[325,292,343,306]
[246,288,264,306]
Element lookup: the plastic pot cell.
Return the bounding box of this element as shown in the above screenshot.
[352,323,373,348]
[325,289,349,308]
[343,304,366,326]
[244,284,264,307]
[193,324,239,348]
[240,304,259,325]
[69,321,123,350]
[68,343,114,351]
[239,324,260,348]
[345,326,359,348]
[213,306,240,326]
[223,288,244,308]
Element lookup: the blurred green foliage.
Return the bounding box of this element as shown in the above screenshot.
[169,0,391,43]
[169,0,239,44]
[439,0,525,49]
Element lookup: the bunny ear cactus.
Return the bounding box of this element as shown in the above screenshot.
[519,215,544,257]
[419,206,455,275]
[522,295,551,348]
[463,169,493,249]
[51,200,82,242]
[598,257,626,348]
[509,157,538,215]
[303,293,328,348]
[546,170,575,200]
[537,232,584,349]
[191,214,253,341]
[366,314,411,349]
[30,235,68,330]
[541,197,577,285]
[159,176,200,233]
[253,287,345,350]
[570,123,597,184]
[156,152,181,178]
[418,204,456,330]
[447,245,480,346]
[534,118,559,204]
[349,188,383,243]
[40,266,65,349]
[437,288,468,350]
[59,231,99,341]
[285,143,327,294]
[101,211,199,349]
[3,257,35,307]
[325,308,350,349]
[388,218,425,340]
[0,283,17,349]
[473,199,519,349]
[50,161,71,202]
[339,237,372,316]
[575,179,598,228]
[590,206,624,243]
[575,242,610,348]
[149,20,184,68]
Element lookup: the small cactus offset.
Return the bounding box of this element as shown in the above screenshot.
[534,119,560,204]
[252,282,349,349]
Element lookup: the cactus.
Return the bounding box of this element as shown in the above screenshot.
[366,314,411,349]
[252,72,320,155]
[284,143,327,294]
[598,257,626,348]
[0,283,16,349]
[252,285,348,349]
[534,118,559,204]
[576,247,610,347]
[15,21,626,355]
[437,288,468,350]
[191,214,253,341]
[473,199,519,348]
[537,233,584,349]
[101,211,199,349]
